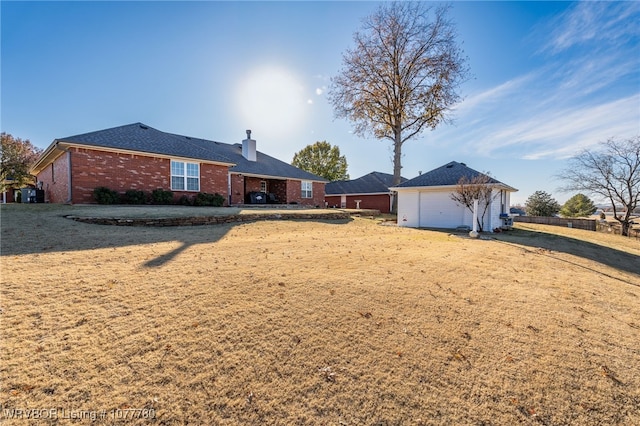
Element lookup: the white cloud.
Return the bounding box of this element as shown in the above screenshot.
[454,73,537,114]
[543,2,640,53]
[475,94,640,160]
[434,2,640,162]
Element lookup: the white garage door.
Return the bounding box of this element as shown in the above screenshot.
[419,191,465,229]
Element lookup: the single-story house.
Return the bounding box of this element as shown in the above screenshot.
[30,123,327,206]
[391,161,517,231]
[325,171,407,213]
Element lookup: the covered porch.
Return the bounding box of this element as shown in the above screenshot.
[229,174,290,205]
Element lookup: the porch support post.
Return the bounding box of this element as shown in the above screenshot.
[469,198,479,238]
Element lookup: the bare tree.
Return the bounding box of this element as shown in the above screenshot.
[557,136,640,236]
[450,174,499,232]
[328,2,469,193]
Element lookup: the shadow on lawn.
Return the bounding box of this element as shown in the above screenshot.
[491,227,640,284]
[0,204,352,267]
[141,216,354,267]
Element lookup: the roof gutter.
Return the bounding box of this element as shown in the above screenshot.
[390,183,518,192]
[325,191,394,197]
[30,140,66,176]
[229,170,328,183]
[52,141,236,167]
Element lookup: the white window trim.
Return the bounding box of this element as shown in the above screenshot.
[171,160,200,192]
[301,180,312,198]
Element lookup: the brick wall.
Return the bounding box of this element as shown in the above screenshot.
[286,179,300,204]
[324,194,392,212]
[325,195,342,208]
[230,174,244,205]
[44,147,228,204]
[198,163,229,202]
[346,194,391,213]
[310,182,326,207]
[36,152,70,203]
[269,180,287,204]
[244,177,264,193]
[285,180,325,207]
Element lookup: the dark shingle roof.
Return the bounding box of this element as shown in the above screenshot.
[393,161,505,188]
[59,123,233,164]
[212,142,328,181]
[57,122,327,182]
[325,171,406,195]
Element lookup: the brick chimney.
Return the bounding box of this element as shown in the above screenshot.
[242,129,256,161]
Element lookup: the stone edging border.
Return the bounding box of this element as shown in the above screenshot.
[65,211,352,227]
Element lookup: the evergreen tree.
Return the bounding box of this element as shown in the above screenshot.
[525,191,561,216]
[559,194,597,217]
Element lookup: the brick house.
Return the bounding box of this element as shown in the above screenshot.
[30,123,327,206]
[324,172,406,213]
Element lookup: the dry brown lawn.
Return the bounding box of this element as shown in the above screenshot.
[1,204,639,425]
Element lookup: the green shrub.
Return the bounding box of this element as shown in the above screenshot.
[177,195,194,206]
[193,192,225,207]
[123,189,146,204]
[151,189,174,205]
[93,186,119,204]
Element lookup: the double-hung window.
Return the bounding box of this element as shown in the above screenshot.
[171,160,200,191]
[301,181,312,198]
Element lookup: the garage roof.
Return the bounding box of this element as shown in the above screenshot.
[393,161,516,191]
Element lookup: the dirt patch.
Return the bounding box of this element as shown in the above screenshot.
[1,204,639,425]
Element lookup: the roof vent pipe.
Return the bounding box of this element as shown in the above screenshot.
[242,129,256,161]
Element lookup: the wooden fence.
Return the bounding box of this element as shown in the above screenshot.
[513,216,596,231]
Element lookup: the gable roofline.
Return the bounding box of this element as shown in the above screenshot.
[390,161,517,192]
[30,122,328,183]
[30,140,66,175]
[325,171,406,195]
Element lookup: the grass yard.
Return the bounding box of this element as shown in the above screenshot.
[1,204,639,425]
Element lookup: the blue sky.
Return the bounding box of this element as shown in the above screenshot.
[2,1,639,205]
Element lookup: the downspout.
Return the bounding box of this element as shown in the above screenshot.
[227,172,231,206]
[388,191,393,214]
[417,191,421,227]
[66,148,72,204]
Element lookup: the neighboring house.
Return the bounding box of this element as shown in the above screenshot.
[1,178,36,203]
[325,171,406,213]
[30,123,327,206]
[1,179,17,203]
[391,161,517,231]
